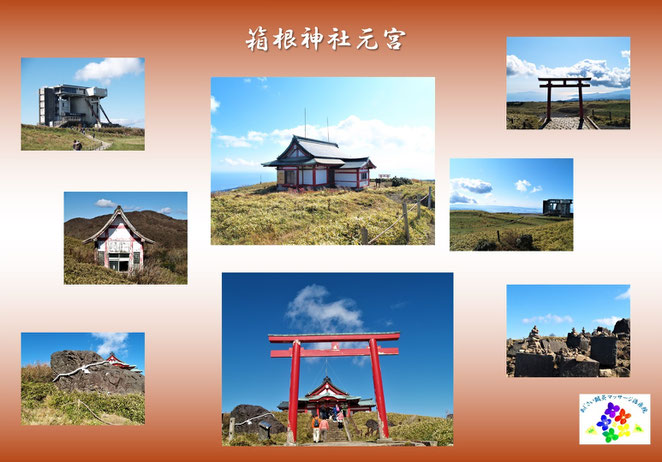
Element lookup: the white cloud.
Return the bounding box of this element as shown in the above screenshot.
[211,95,220,113]
[109,118,144,127]
[615,288,631,300]
[621,50,631,66]
[74,58,144,85]
[515,179,532,192]
[593,316,621,327]
[286,284,363,332]
[217,135,252,148]
[123,205,142,211]
[507,54,630,88]
[159,207,172,214]
[450,191,477,204]
[92,332,129,357]
[451,178,493,194]
[211,125,217,136]
[95,198,117,208]
[531,186,543,193]
[224,157,260,167]
[522,313,573,324]
[243,78,252,83]
[257,77,267,82]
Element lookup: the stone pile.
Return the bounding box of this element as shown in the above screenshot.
[507,319,630,377]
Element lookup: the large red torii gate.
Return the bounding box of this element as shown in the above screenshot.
[269,331,400,444]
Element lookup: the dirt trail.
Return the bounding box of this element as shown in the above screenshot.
[542,117,593,130]
[85,133,112,151]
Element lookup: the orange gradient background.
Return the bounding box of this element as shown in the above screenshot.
[0,0,660,460]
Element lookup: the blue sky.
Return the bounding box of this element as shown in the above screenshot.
[21,58,145,127]
[450,158,573,209]
[21,333,145,373]
[507,285,630,339]
[64,192,187,221]
[222,273,453,417]
[507,37,630,99]
[210,77,435,184]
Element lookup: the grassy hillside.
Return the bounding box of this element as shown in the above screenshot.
[21,124,145,150]
[223,410,453,446]
[506,100,630,129]
[450,210,573,251]
[21,364,144,426]
[211,182,435,245]
[64,210,187,284]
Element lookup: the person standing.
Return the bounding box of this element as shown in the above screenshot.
[311,415,321,443]
[337,409,344,429]
[320,417,329,442]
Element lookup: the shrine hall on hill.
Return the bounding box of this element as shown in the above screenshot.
[277,376,376,416]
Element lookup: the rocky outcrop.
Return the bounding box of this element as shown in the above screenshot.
[51,350,144,395]
[230,404,286,434]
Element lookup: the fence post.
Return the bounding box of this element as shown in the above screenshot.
[427,186,432,208]
[361,227,368,245]
[229,417,236,442]
[402,201,410,244]
[417,195,421,218]
[497,230,501,243]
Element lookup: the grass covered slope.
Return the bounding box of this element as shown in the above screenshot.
[64,210,187,284]
[21,364,144,426]
[21,124,145,150]
[223,411,453,446]
[450,210,573,251]
[506,100,630,129]
[211,182,435,245]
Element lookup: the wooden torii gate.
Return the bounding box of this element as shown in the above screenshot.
[538,77,591,122]
[269,331,400,444]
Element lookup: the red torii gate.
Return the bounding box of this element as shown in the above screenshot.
[539,77,591,122]
[269,331,400,444]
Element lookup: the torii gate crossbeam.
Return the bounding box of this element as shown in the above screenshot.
[538,77,591,122]
[269,331,400,445]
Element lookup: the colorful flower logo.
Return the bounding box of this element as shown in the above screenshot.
[602,427,619,443]
[615,408,631,424]
[597,414,612,431]
[604,402,620,418]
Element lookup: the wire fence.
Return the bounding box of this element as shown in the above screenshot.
[361,187,434,245]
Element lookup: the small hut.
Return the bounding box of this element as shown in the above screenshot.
[262,135,376,190]
[83,205,154,272]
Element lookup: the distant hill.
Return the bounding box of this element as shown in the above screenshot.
[507,89,630,102]
[65,210,187,250]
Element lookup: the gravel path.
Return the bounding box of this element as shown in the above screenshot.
[542,117,593,130]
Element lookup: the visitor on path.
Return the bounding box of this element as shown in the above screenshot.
[337,410,344,429]
[311,415,321,443]
[320,417,329,442]
[333,404,339,421]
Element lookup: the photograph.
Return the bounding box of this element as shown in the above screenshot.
[64,192,187,284]
[450,158,573,251]
[210,77,435,245]
[221,273,453,446]
[507,285,631,378]
[21,332,145,425]
[507,37,630,129]
[21,57,145,150]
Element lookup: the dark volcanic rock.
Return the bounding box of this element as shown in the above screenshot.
[541,338,565,354]
[230,404,286,434]
[590,336,618,368]
[559,356,600,377]
[515,353,555,377]
[566,332,581,349]
[51,350,144,395]
[474,240,497,251]
[516,234,534,250]
[507,340,525,356]
[613,318,630,335]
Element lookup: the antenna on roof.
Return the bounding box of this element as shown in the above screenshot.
[326,117,329,142]
[304,108,307,138]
